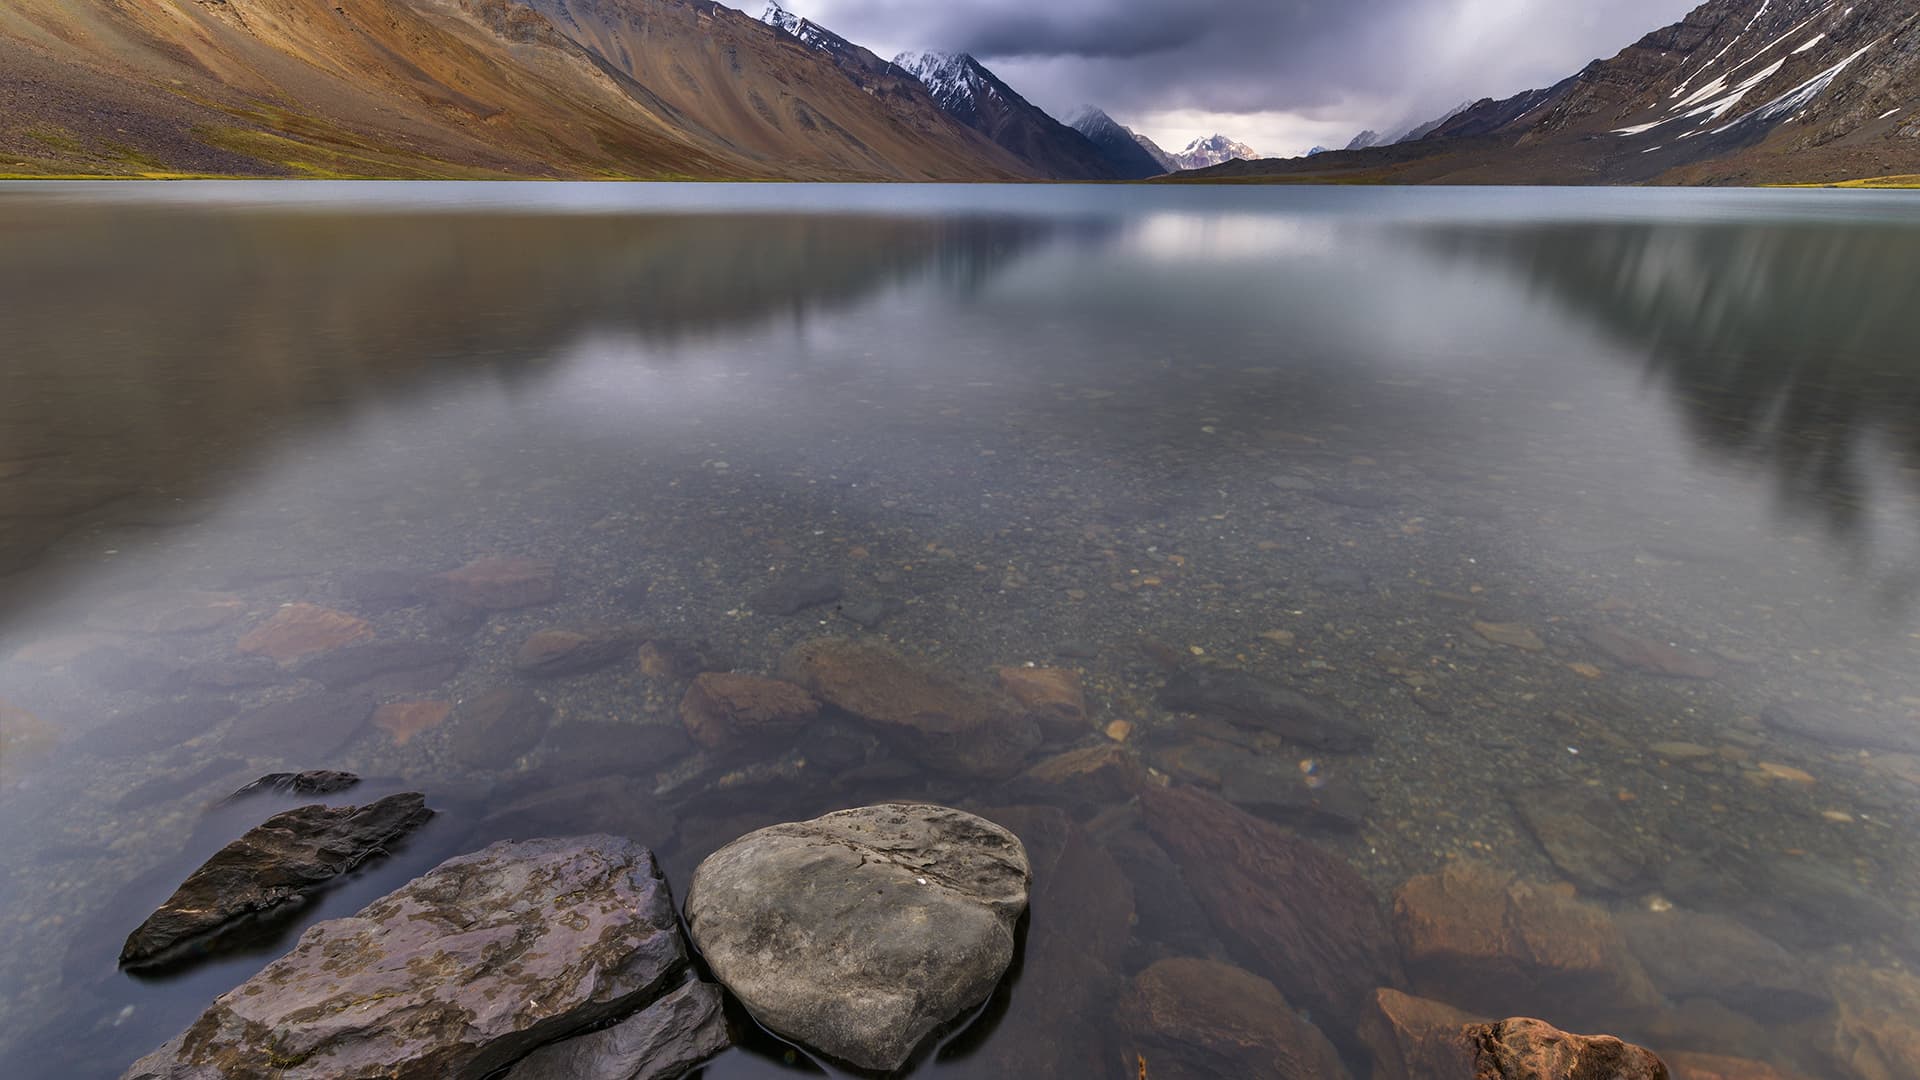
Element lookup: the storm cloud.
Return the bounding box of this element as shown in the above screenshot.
[773,0,1702,155]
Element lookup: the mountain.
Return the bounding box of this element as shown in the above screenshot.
[1174,0,1920,186]
[1346,130,1386,151]
[1306,146,1329,157]
[0,0,1031,180]
[893,51,1120,180]
[1173,135,1262,169]
[1064,106,1169,179]
[1134,132,1182,173]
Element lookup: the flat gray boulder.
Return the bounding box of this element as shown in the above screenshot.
[126,836,688,1080]
[506,979,730,1080]
[684,804,1030,1072]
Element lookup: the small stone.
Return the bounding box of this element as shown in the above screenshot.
[373,701,453,746]
[1567,662,1604,679]
[678,672,820,750]
[421,556,556,610]
[447,687,553,770]
[1105,719,1133,742]
[1473,621,1545,651]
[1755,761,1817,785]
[237,603,374,662]
[119,793,433,970]
[996,666,1088,740]
[1650,741,1716,760]
[513,626,639,678]
[685,804,1029,1072]
[1259,629,1297,646]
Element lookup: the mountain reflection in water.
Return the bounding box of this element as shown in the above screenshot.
[2,184,1920,1080]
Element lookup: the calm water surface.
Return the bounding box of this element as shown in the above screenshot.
[4,182,1920,1078]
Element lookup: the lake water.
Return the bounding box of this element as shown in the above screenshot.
[3,181,1920,1078]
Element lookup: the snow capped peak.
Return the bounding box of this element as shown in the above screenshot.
[760,1,799,35]
[1174,134,1259,169]
[894,51,994,111]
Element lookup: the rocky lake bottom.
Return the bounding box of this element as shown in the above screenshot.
[4,182,1920,1078]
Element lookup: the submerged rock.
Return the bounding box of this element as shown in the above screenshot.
[227,692,375,759]
[781,639,1041,778]
[119,793,433,970]
[221,770,361,803]
[1616,908,1827,1022]
[87,590,246,635]
[236,603,374,662]
[1359,988,1480,1080]
[126,836,687,1080]
[996,666,1089,740]
[1392,860,1660,1023]
[1115,957,1350,1080]
[514,626,641,678]
[505,979,730,1080]
[1140,784,1402,1037]
[684,804,1029,1072]
[298,641,465,694]
[678,672,819,750]
[422,555,557,610]
[1584,625,1719,679]
[1220,754,1371,831]
[749,571,842,615]
[1510,785,1657,895]
[1158,664,1372,751]
[1466,1017,1669,1079]
[1760,701,1920,754]
[447,687,553,769]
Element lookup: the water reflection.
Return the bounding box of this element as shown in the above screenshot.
[3,185,1920,1080]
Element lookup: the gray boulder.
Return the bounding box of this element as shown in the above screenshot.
[684,804,1030,1072]
[126,836,688,1080]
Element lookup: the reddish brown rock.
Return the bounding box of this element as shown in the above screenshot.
[87,589,245,634]
[422,556,556,610]
[1362,989,1481,1080]
[996,666,1088,739]
[781,639,1041,779]
[372,701,453,746]
[679,672,820,750]
[1826,965,1920,1080]
[237,603,374,662]
[1467,1017,1669,1079]
[1393,860,1660,1024]
[1006,744,1147,815]
[1116,957,1350,1080]
[975,806,1134,1077]
[1141,784,1403,1036]
[1584,626,1719,679]
[1666,1052,1810,1080]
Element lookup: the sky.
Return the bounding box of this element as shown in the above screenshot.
[767,0,1702,157]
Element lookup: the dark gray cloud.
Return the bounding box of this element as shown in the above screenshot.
[775,0,1703,154]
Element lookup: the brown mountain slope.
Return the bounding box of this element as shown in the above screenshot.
[1174,0,1920,186]
[0,0,1028,179]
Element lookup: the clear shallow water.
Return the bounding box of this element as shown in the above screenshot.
[2,181,1920,1077]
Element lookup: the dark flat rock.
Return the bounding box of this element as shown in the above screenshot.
[221,770,362,804]
[1220,756,1371,831]
[1510,786,1658,895]
[513,626,640,678]
[127,836,686,1080]
[1159,665,1372,752]
[119,792,434,970]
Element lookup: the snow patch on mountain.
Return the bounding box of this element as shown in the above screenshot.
[1174,134,1260,169]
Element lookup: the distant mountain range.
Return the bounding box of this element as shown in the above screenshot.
[3,0,1905,183]
[1176,0,1920,185]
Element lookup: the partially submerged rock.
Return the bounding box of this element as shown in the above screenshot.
[220,770,361,803]
[119,793,433,969]
[685,804,1029,1072]
[127,836,688,1080]
[1467,1017,1670,1079]
[504,979,730,1080]
[1158,664,1372,751]
[781,639,1041,778]
[1360,988,1480,1080]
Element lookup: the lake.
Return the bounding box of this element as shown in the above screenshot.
[3,181,1919,1079]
